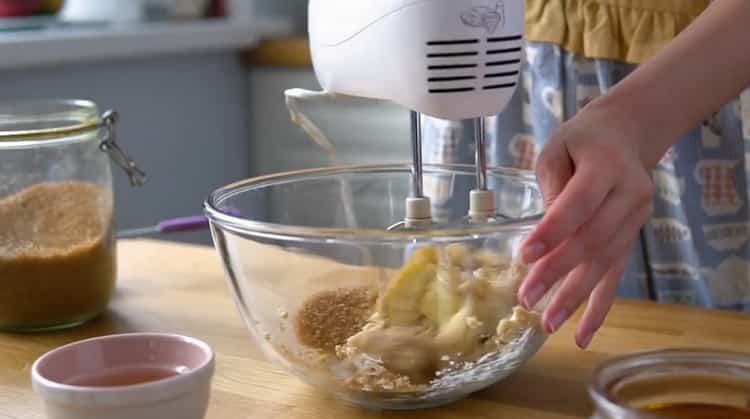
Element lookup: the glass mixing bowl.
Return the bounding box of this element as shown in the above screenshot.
[204,163,551,409]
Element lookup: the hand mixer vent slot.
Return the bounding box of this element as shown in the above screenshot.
[484,70,519,78]
[428,75,477,82]
[486,59,522,67]
[427,51,479,58]
[483,82,517,90]
[426,38,479,46]
[428,87,476,94]
[428,63,478,70]
[487,35,523,43]
[487,47,522,55]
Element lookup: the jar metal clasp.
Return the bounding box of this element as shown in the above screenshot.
[99,110,146,187]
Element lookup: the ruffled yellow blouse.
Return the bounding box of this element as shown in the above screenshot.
[525,0,710,64]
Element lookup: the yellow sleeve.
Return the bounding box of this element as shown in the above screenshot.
[525,0,710,64]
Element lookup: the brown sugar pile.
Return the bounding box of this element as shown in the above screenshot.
[295,287,376,353]
[0,181,115,330]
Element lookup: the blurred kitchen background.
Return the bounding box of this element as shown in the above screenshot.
[0,0,412,244]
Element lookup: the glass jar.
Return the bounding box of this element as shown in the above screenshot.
[0,99,145,332]
[589,349,750,419]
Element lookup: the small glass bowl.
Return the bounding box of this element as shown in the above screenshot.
[589,348,750,418]
[205,163,549,409]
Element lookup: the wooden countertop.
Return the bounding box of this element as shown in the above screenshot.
[3,239,750,418]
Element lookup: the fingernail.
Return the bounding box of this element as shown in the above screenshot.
[546,309,569,333]
[522,283,546,309]
[522,242,546,263]
[578,333,593,349]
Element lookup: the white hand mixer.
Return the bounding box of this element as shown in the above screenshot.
[286,0,524,230]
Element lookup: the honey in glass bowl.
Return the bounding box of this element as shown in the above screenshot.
[644,403,750,419]
[589,349,750,419]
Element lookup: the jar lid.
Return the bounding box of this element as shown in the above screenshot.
[0,99,147,187]
[0,99,100,141]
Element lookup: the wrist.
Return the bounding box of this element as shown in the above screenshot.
[587,91,672,170]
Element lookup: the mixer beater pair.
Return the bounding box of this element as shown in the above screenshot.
[388,112,495,230]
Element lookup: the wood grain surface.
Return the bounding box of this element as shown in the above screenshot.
[2,239,749,419]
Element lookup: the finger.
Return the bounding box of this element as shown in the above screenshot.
[535,138,573,209]
[541,261,607,334]
[521,139,573,262]
[520,178,652,305]
[575,255,629,349]
[520,193,652,311]
[522,161,614,264]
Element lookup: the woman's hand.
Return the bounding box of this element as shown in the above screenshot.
[517,99,656,349]
[516,0,750,349]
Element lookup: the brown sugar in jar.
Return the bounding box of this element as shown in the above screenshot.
[0,181,116,332]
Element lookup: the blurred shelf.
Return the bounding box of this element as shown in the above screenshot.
[243,36,311,68]
[0,18,292,70]
[0,16,57,32]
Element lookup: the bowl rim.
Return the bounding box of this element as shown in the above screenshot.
[204,163,544,243]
